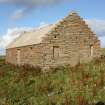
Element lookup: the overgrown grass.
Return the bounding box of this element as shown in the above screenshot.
[101,48,105,56]
[0,57,105,105]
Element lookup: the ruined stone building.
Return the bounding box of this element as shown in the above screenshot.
[6,11,101,68]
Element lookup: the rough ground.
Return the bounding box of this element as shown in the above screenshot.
[0,55,105,105]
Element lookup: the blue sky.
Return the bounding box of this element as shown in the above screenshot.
[0,0,105,55]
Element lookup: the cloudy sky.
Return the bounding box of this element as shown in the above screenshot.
[0,0,105,55]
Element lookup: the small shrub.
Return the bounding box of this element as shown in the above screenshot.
[95,101,105,105]
[76,95,86,105]
[0,68,5,78]
[20,64,42,76]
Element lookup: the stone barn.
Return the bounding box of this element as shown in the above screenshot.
[6,11,101,68]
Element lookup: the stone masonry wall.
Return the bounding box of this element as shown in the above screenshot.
[6,12,101,68]
[6,44,43,67]
[41,13,101,68]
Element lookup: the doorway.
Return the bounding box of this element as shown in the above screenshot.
[53,46,59,58]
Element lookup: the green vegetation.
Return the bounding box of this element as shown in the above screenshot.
[101,48,105,56]
[0,56,5,60]
[0,57,105,105]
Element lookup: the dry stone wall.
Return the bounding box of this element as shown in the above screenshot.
[6,12,101,68]
[6,44,43,67]
[41,13,101,68]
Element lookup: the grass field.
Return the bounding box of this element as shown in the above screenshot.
[101,48,105,55]
[0,56,105,105]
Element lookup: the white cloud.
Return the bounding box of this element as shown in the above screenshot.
[0,0,64,5]
[0,27,34,49]
[86,19,105,48]
[0,22,48,55]
[99,36,105,48]
[11,9,25,20]
[39,22,48,28]
[0,0,67,20]
[86,19,105,37]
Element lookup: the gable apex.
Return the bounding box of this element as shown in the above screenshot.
[69,11,81,18]
[69,10,78,15]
